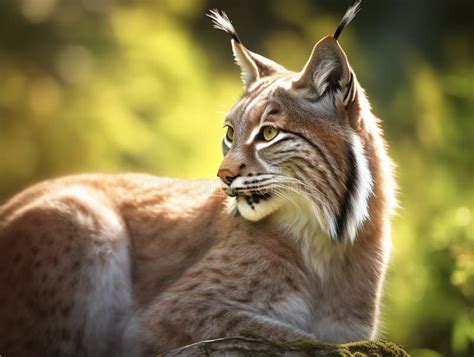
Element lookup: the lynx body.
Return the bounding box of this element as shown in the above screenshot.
[0,2,395,355]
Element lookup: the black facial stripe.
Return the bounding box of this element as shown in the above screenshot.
[284,130,340,179]
[289,162,330,204]
[288,161,308,177]
[234,183,273,192]
[272,148,299,156]
[276,151,341,198]
[285,155,342,201]
[272,155,343,199]
[306,157,341,197]
[290,167,312,189]
[272,135,343,201]
[335,146,357,240]
[242,177,272,185]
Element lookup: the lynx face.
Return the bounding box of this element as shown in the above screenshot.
[212,11,372,242]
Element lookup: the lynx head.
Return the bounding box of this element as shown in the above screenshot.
[209,1,373,242]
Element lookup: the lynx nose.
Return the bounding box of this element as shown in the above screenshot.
[217,169,237,185]
[217,159,245,185]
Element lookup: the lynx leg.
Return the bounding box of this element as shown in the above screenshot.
[141,296,315,354]
[0,187,135,357]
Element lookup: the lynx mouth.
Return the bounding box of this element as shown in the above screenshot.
[227,189,273,203]
[221,183,274,201]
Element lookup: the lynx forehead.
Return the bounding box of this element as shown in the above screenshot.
[210,3,372,242]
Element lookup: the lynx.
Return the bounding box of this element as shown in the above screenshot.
[0,1,395,356]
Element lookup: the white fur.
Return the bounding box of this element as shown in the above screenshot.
[254,132,288,150]
[245,126,260,144]
[231,41,259,87]
[345,133,373,242]
[235,195,284,221]
[223,134,232,148]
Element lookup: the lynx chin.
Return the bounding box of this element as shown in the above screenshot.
[0,1,396,355]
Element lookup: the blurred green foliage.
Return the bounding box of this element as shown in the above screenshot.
[0,0,472,356]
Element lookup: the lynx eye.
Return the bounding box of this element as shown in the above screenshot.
[262,126,279,141]
[224,125,234,142]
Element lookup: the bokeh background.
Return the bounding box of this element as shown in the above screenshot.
[0,0,472,355]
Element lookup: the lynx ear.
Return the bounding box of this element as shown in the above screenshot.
[293,0,361,104]
[293,37,353,103]
[208,9,284,89]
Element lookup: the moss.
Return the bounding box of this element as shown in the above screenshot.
[238,332,409,356]
[282,339,347,356]
[342,340,409,356]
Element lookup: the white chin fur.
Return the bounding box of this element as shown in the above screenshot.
[236,195,285,221]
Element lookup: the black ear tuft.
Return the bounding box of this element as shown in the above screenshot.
[333,0,362,40]
[207,9,242,44]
